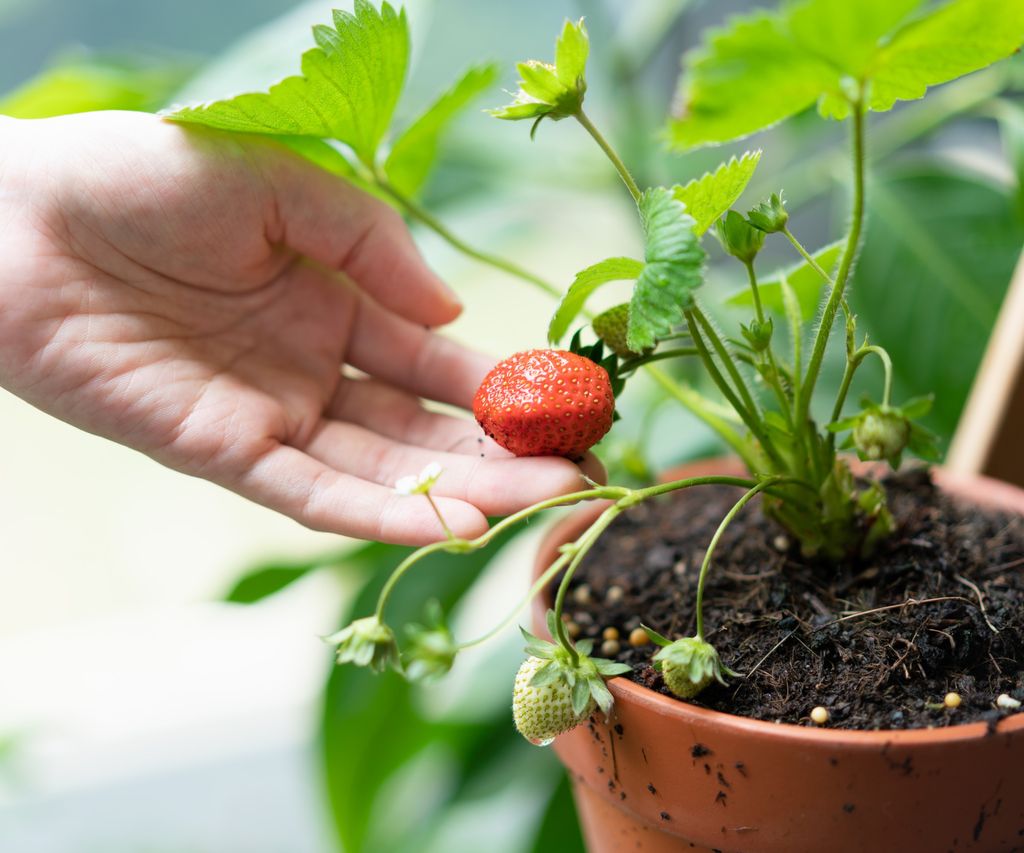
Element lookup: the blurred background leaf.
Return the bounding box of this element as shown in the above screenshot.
[0,51,194,117]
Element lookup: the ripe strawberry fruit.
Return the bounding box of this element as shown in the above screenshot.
[473,349,614,459]
[513,655,595,744]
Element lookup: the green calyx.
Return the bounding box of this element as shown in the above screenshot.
[741,316,774,352]
[327,615,399,674]
[828,395,938,469]
[646,629,736,700]
[490,18,589,135]
[402,600,457,683]
[523,611,632,717]
[747,191,789,233]
[714,210,765,264]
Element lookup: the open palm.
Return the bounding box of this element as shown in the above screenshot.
[0,112,597,544]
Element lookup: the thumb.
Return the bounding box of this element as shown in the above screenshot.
[260,145,462,327]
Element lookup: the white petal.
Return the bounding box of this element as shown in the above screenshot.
[419,461,443,482]
[394,475,419,495]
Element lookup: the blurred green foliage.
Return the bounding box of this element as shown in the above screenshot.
[0,52,192,117]
[3,1,1023,851]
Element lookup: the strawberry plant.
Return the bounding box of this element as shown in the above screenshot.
[168,0,1024,733]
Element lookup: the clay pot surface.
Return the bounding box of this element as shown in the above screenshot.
[532,458,1024,853]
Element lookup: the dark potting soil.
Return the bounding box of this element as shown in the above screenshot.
[565,467,1024,730]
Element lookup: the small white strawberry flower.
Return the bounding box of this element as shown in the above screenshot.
[395,461,443,496]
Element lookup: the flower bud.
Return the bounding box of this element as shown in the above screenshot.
[714,210,765,264]
[327,616,399,673]
[747,191,789,233]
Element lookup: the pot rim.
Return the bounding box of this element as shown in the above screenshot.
[533,457,1024,745]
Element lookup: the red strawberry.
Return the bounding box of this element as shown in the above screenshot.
[473,349,614,459]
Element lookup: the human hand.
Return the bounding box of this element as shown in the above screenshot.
[0,111,603,544]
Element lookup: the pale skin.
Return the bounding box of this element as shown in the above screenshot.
[0,111,603,545]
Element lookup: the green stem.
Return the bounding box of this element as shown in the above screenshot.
[619,346,699,373]
[693,306,762,422]
[685,311,753,424]
[461,474,778,654]
[425,494,455,541]
[374,172,561,300]
[456,548,574,651]
[826,344,894,451]
[782,227,836,286]
[573,109,643,203]
[744,261,792,425]
[551,505,622,661]
[695,478,786,639]
[644,365,763,471]
[799,91,867,422]
[374,485,630,621]
[868,345,894,408]
[687,310,786,469]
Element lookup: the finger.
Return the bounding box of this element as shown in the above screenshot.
[231,440,488,545]
[330,377,502,454]
[347,291,494,407]
[260,147,461,328]
[304,420,594,516]
[330,377,610,481]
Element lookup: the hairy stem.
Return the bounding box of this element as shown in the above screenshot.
[374,172,561,300]
[799,92,867,422]
[827,344,895,451]
[744,261,792,424]
[782,227,836,286]
[574,109,643,203]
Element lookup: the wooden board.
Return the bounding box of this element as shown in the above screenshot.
[947,250,1024,486]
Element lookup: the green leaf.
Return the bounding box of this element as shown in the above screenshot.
[626,188,706,352]
[869,0,1024,113]
[667,11,836,149]
[0,54,193,118]
[555,17,589,88]
[529,773,585,853]
[667,0,1024,147]
[786,0,924,79]
[780,275,803,376]
[851,167,1022,441]
[226,564,313,603]
[322,529,521,852]
[728,240,843,320]
[224,544,361,603]
[673,151,762,235]
[169,1,409,165]
[547,257,644,344]
[384,63,499,197]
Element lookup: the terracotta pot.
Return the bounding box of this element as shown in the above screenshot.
[531,458,1024,853]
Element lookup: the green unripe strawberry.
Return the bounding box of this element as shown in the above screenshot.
[649,634,733,700]
[660,658,714,699]
[592,304,648,358]
[513,655,594,744]
[853,409,909,464]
